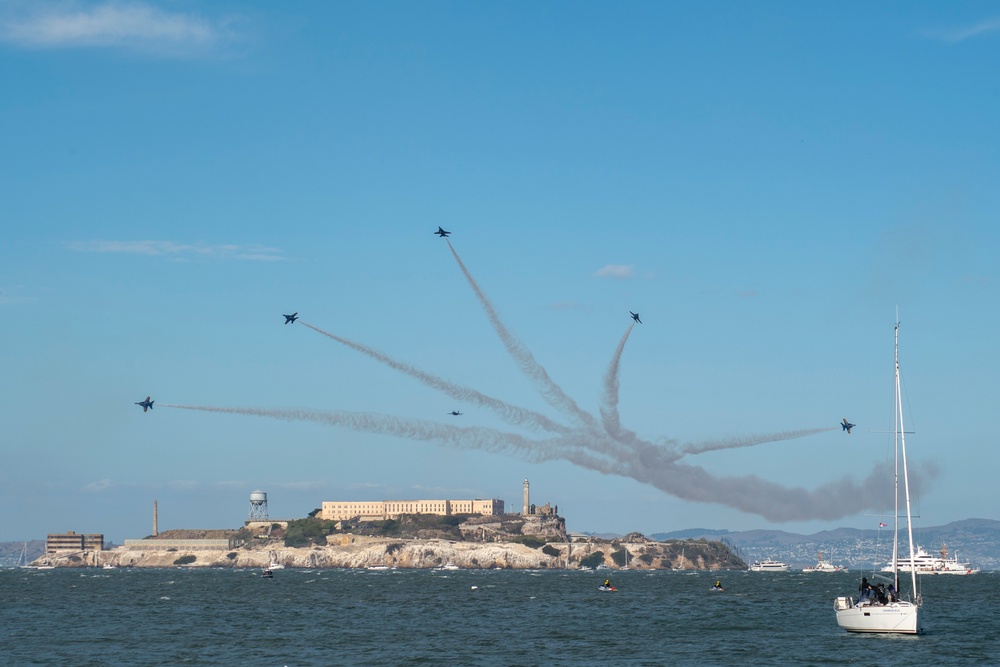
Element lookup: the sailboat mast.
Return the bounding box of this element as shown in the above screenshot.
[892,322,900,592]
[896,321,919,601]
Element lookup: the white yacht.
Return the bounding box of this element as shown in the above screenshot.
[748,558,789,572]
[881,544,980,575]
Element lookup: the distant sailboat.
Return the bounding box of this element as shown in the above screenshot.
[834,320,922,634]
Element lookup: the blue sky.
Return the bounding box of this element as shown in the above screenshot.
[2,1,999,544]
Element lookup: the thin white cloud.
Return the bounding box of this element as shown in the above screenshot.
[922,17,1000,43]
[67,239,287,261]
[82,479,324,492]
[83,478,113,492]
[594,264,635,279]
[0,1,242,57]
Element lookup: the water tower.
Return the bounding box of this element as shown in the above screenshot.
[249,490,269,521]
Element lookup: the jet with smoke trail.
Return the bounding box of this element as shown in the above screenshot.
[160,234,923,523]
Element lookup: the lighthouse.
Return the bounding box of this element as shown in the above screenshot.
[522,478,530,515]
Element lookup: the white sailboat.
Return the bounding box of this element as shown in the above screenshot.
[834,320,922,634]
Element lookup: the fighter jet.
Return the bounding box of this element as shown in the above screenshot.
[449,411,462,416]
[135,396,154,412]
[629,311,642,324]
[283,312,298,324]
[435,226,451,238]
[841,418,855,434]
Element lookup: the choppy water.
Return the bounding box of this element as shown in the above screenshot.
[2,567,998,666]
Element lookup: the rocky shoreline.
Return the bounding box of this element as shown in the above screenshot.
[32,536,745,571]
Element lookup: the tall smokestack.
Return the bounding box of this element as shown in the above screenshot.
[153,500,158,537]
[522,479,530,515]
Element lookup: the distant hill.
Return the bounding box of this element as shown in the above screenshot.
[651,518,1000,570]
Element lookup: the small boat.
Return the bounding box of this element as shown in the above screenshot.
[268,561,285,570]
[748,558,789,572]
[598,585,616,592]
[366,565,390,571]
[261,568,273,578]
[802,551,847,573]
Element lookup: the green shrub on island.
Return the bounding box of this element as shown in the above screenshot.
[284,518,338,547]
[174,555,196,565]
[541,545,561,558]
[356,513,473,539]
[579,551,605,569]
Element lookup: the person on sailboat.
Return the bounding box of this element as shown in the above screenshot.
[859,577,871,602]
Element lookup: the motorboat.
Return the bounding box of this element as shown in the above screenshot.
[748,558,789,572]
[803,551,847,573]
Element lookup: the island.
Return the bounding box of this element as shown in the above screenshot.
[32,513,746,571]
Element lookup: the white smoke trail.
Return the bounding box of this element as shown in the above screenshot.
[627,449,897,522]
[162,404,569,461]
[600,322,642,446]
[298,321,571,435]
[164,403,640,480]
[446,240,598,431]
[680,427,839,456]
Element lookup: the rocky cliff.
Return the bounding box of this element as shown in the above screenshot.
[33,536,745,571]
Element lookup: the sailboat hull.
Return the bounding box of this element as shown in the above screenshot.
[834,598,920,634]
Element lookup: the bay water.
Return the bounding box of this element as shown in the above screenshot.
[2,567,998,666]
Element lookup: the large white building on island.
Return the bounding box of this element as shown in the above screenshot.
[320,497,504,522]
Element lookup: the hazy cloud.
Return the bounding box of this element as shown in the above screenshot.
[84,478,326,492]
[921,17,1000,43]
[83,478,113,492]
[0,1,243,57]
[594,264,635,279]
[67,240,287,261]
